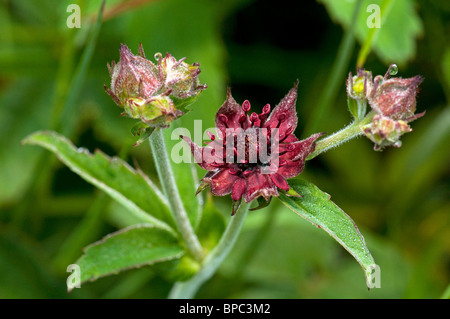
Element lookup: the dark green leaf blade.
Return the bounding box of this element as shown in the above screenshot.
[319,0,423,66]
[22,130,175,234]
[279,178,376,284]
[74,224,184,289]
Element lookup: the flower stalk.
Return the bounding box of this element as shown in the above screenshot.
[149,128,204,261]
[307,111,375,161]
[168,201,249,299]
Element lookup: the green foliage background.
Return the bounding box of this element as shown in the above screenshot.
[0,0,449,298]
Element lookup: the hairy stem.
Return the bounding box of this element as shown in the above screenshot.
[307,111,374,160]
[168,202,250,299]
[149,128,203,261]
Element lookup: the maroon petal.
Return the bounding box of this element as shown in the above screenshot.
[243,172,278,203]
[280,133,322,161]
[280,132,298,144]
[275,158,304,180]
[263,82,299,135]
[215,88,245,137]
[181,135,222,171]
[205,169,239,197]
[232,178,246,201]
[270,173,289,191]
[277,132,324,179]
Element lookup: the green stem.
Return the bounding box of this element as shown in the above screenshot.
[149,128,203,261]
[168,202,250,299]
[307,111,374,160]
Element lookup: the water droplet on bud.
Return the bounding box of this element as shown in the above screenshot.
[154,52,162,61]
[389,64,398,76]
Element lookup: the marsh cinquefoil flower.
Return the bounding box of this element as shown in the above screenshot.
[182,83,323,215]
[105,44,206,144]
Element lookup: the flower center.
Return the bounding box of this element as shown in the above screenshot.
[218,101,295,175]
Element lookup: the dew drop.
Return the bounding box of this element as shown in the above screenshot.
[77,147,89,154]
[393,140,402,148]
[154,52,162,61]
[389,64,398,76]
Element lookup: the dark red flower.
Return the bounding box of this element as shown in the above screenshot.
[182,83,323,215]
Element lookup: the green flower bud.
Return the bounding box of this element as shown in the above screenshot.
[346,68,373,100]
[157,52,205,102]
[106,44,160,108]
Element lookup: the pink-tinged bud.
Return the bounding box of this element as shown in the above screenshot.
[362,115,412,151]
[158,53,206,102]
[360,64,425,151]
[105,44,206,143]
[368,74,423,121]
[106,44,160,108]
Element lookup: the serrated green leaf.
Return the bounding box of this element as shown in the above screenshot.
[22,130,175,234]
[74,224,184,288]
[278,178,376,284]
[319,0,423,66]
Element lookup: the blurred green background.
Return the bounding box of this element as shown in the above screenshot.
[0,0,449,299]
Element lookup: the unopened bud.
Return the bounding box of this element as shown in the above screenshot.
[347,69,373,100]
[105,44,206,143]
[360,64,425,151]
[362,115,412,151]
[368,74,423,121]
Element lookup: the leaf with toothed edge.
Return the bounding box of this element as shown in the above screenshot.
[278,178,376,285]
[71,224,184,291]
[22,130,175,234]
